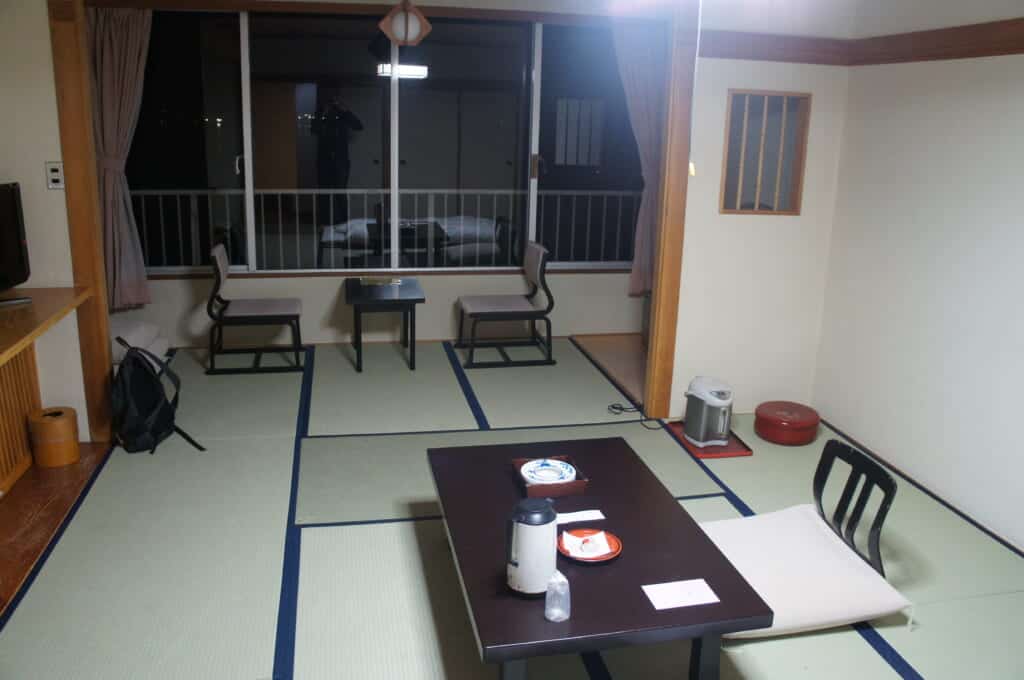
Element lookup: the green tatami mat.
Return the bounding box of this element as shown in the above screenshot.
[679,495,741,523]
[705,415,1024,604]
[871,591,1024,680]
[294,522,591,680]
[308,343,477,436]
[0,436,293,680]
[296,423,721,525]
[169,348,302,440]
[602,624,901,679]
[458,339,639,428]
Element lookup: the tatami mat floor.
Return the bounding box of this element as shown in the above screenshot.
[0,341,1019,679]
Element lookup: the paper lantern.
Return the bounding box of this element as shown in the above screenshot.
[379,1,432,47]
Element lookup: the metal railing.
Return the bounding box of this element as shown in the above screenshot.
[131,188,641,272]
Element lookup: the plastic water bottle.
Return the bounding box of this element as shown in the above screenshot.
[544,570,570,622]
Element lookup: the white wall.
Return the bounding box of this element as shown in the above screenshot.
[0,0,89,438]
[115,272,641,348]
[670,58,847,417]
[814,55,1024,550]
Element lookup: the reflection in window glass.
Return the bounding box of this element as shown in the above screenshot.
[127,12,246,268]
[397,20,531,268]
[249,14,391,270]
[538,24,646,263]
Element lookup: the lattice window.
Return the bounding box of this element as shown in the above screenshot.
[720,91,811,215]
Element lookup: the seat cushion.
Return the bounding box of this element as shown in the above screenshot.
[457,294,539,316]
[223,297,302,318]
[700,504,910,639]
[109,317,161,363]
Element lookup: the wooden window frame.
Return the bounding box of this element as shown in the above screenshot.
[718,89,811,216]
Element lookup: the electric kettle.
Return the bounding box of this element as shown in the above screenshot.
[506,497,558,595]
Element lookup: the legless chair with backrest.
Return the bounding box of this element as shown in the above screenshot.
[698,440,910,639]
[206,244,304,375]
[455,242,555,368]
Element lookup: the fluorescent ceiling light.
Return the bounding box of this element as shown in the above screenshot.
[377,63,428,79]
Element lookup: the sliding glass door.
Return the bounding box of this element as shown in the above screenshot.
[127,9,658,273]
[247,14,391,270]
[126,11,248,269]
[396,20,531,268]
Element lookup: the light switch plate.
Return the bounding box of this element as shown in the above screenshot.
[45,161,65,189]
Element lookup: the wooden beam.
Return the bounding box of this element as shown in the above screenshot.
[849,18,1024,65]
[48,0,113,443]
[83,0,664,24]
[643,0,700,419]
[700,30,850,65]
[701,19,1024,66]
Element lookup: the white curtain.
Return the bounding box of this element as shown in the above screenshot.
[612,21,669,296]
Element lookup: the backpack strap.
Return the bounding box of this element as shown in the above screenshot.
[129,344,183,409]
[174,426,207,452]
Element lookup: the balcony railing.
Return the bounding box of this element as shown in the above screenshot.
[130,188,640,272]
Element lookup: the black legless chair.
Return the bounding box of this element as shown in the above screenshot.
[206,244,304,375]
[698,440,909,639]
[454,242,555,369]
[813,439,898,576]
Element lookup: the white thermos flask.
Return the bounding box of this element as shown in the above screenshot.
[506,498,558,595]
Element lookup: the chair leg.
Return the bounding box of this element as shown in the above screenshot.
[291,319,302,367]
[543,317,553,361]
[467,318,479,367]
[208,324,218,372]
[456,308,465,347]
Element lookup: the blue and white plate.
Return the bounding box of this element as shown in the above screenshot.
[520,458,577,485]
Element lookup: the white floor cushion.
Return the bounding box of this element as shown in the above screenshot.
[700,504,911,639]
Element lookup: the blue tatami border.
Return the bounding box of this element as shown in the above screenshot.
[442,341,491,430]
[272,345,315,680]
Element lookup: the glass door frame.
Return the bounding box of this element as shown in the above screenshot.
[235,14,624,273]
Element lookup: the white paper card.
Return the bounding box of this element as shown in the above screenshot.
[561,530,612,558]
[642,579,720,610]
[556,510,606,524]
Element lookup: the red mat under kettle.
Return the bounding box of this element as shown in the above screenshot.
[666,421,753,459]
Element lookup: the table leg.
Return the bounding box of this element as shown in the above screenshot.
[354,307,363,372]
[500,659,527,680]
[401,309,409,349]
[688,634,721,680]
[409,306,416,370]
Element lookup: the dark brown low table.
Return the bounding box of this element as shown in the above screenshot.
[344,277,425,371]
[427,437,772,680]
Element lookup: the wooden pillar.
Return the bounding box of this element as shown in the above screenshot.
[644,0,701,419]
[47,0,113,443]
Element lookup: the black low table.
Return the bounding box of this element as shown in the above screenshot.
[427,437,773,680]
[344,277,426,371]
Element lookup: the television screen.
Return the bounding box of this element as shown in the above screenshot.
[0,183,30,292]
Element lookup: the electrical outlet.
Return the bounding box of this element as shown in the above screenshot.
[45,161,65,190]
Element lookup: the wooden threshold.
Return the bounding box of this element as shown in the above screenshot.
[0,442,111,619]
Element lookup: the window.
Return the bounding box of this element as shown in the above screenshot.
[127,12,659,272]
[127,12,247,268]
[398,19,531,268]
[720,91,810,215]
[537,23,647,263]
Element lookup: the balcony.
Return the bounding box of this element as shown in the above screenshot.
[130,188,640,273]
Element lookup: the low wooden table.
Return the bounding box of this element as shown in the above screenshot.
[344,277,425,372]
[427,437,772,680]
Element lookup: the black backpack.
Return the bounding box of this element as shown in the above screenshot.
[111,338,205,454]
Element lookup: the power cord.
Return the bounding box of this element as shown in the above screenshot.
[607,402,665,430]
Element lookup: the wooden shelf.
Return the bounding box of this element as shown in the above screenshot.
[0,287,93,368]
[0,442,110,617]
